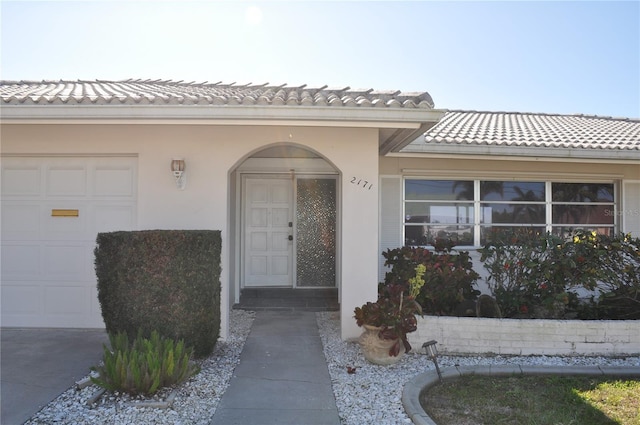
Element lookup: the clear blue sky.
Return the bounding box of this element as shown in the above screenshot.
[2,1,639,117]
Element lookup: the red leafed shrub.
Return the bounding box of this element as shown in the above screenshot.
[380,238,480,316]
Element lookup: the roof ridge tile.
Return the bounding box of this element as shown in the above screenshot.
[1,79,442,111]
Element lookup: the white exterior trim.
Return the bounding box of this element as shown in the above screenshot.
[0,105,445,126]
[389,151,640,163]
[378,175,403,282]
[621,180,640,237]
[400,169,624,181]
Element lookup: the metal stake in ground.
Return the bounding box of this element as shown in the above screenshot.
[423,340,442,381]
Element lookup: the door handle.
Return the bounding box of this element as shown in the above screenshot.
[288,235,293,241]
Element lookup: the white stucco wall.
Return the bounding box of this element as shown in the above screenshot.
[327,134,380,340]
[1,123,380,340]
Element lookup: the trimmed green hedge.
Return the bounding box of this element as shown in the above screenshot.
[94,230,221,358]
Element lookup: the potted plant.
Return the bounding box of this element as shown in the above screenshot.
[354,265,424,365]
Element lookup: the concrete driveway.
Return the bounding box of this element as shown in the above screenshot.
[1,328,108,425]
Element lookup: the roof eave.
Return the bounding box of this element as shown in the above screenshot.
[0,103,439,123]
[397,144,640,162]
[379,118,444,155]
[0,104,446,153]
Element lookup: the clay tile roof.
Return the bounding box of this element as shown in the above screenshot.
[403,110,640,156]
[0,79,435,109]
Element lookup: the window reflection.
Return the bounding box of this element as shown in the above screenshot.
[481,226,546,245]
[552,183,614,203]
[404,179,616,247]
[406,180,473,200]
[481,204,545,224]
[405,203,473,224]
[552,205,614,225]
[553,226,615,238]
[405,225,474,246]
[481,181,545,202]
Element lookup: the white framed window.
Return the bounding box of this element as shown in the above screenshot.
[479,180,547,244]
[550,182,616,238]
[404,180,475,246]
[403,179,616,247]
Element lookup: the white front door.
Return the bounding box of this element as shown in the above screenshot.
[243,177,293,287]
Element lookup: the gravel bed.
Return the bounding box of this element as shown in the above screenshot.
[25,309,640,425]
[25,310,255,425]
[316,311,640,425]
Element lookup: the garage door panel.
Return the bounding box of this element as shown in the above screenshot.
[46,206,86,231]
[1,285,42,314]
[93,205,136,233]
[43,244,92,278]
[44,205,87,240]
[94,167,135,197]
[46,166,87,196]
[1,204,41,240]
[1,244,42,276]
[44,286,89,314]
[1,166,41,197]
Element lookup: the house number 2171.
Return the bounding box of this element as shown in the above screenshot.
[350,177,373,190]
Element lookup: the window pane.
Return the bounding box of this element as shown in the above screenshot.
[481,181,545,202]
[405,202,473,224]
[480,203,545,224]
[552,226,615,239]
[480,226,546,245]
[552,205,615,225]
[405,180,473,201]
[405,225,474,246]
[552,183,614,202]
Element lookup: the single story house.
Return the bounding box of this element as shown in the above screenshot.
[1,79,639,340]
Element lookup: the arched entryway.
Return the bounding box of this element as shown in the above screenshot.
[229,144,340,310]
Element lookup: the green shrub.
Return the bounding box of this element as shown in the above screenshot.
[94,230,221,357]
[381,239,480,315]
[580,233,640,319]
[479,229,639,319]
[91,330,199,396]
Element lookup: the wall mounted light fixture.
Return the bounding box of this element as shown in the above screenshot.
[171,158,186,190]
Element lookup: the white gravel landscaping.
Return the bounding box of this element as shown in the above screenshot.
[25,309,640,425]
[24,310,255,425]
[316,311,640,425]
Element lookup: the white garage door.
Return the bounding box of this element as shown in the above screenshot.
[1,156,137,328]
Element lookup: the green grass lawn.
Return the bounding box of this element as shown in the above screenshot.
[421,374,640,425]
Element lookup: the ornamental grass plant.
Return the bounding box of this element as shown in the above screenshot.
[91,330,199,396]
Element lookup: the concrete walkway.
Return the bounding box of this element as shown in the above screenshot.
[211,310,340,425]
[0,328,108,425]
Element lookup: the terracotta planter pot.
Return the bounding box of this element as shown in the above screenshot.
[358,324,405,365]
